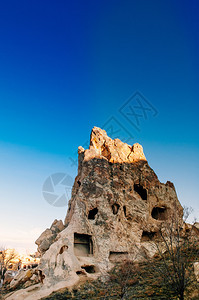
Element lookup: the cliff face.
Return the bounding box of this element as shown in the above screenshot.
[6,127,184,299]
[39,127,182,291]
[64,127,182,263]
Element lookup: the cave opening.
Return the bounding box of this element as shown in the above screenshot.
[76,270,85,276]
[81,265,95,273]
[88,207,98,220]
[123,206,127,217]
[112,203,120,215]
[134,184,147,200]
[74,233,93,257]
[151,207,167,220]
[141,231,157,242]
[59,245,68,254]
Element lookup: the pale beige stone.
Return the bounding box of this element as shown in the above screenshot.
[35,219,64,254]
[10,269,34,289]
[7,127,184,299]
[193,222,199,231]
[194,262,199,282]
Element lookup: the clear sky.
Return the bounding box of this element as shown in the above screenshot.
[0,0,198,253]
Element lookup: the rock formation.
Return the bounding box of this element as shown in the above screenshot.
[35,219,65,255]
[6,127,186,300]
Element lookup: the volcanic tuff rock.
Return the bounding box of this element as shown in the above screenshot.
[6,127,184,300]
[194,262,199,282]
[35,219,65,255]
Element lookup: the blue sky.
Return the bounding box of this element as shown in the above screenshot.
[0,0,198,253]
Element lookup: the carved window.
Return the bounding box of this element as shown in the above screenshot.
[151,207,167,220]
[74,233,93,256]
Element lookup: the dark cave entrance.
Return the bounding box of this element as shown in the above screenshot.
[74,233,93,256]
[88,207,98,220]
[81,265,95,273]
[112,203,120,215]
[141,231,157,242]
[151,207,167,220]
[134,184,147,200]
[123,206,127,217]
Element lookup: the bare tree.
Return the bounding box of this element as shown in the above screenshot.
[108,207,198,299]
[109,259,139,299]
[143,206,199,300]
[0,247,18,282]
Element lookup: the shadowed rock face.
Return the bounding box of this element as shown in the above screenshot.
[6,127,184,300]
[41,128,182,286]
[65,127,182,241]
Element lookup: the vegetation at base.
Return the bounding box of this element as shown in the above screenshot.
[42,248,199,300]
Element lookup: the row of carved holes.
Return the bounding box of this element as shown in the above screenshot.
[111,184,147,216]
[111,205,167,221]
[88,204,126,219]
[87,205,167,221]
[88,204,166,221]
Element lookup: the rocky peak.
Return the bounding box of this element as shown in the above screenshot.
[80,126,146,164]
[40,127,183,298]
[5,127,185,300]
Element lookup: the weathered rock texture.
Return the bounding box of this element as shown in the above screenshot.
[194,262,199,282]
[35,219,65,255]
[6,127,184,300]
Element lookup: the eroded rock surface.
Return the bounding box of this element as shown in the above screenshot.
[194,262,199,282]
[35,219,65,255]
[10,268,40,289]
[6,127,184,300]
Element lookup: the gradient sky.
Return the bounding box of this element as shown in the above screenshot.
[0,0,198,253]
